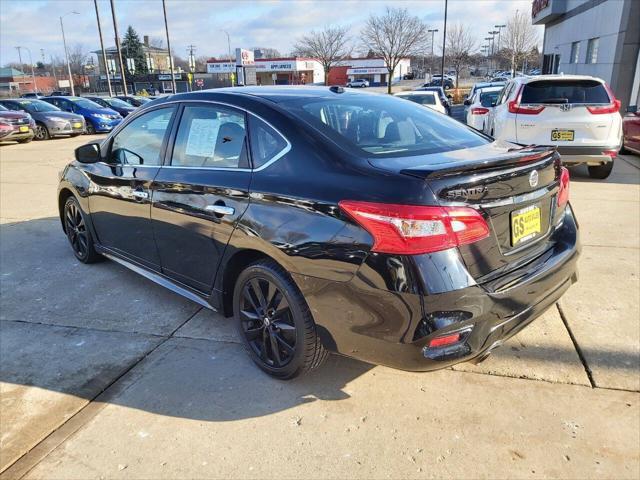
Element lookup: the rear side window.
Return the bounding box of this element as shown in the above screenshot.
[479,91,501,107]
[398,94,436,106]
[521,80,610,104]
[248,116,289,169]
[282,94,487,158]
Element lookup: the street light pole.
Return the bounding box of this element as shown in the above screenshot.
[162,0,177,94]
[94,0,113,96]
[427,28,438,80]
[16,47,38,93]
[224,30,233,87]
[60,12,79,95]
[109,0,128,95]
[440,0,448,83]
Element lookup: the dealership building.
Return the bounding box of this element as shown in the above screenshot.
[533,0,640,110]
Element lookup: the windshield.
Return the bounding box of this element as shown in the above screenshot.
[521,80,610,104]
[0,105,7,111]
[15,100,61,112]
[479,90,501,107]
[71,98,104,110]
[282,93,487,158]
[102,97,132,108]
[134,97,152,104]
[397,94,436,106]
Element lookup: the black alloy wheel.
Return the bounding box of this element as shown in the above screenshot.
[234,260,328,379]
[86,122,96,134]
[64,197,101,263]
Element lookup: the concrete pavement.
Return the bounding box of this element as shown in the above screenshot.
[0,136,638,479]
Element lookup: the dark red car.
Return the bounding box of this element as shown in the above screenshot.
[622,104,640,155]
[0,104,35,143]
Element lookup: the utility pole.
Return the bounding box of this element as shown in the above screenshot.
[224,30,233,86]
[16,47,38,93]
[187,44,196,91]
[50,54,58,85]
[440,0,448,84]
[94,0,113,96]
[60,11,79,95]
[109,0,128,95]
[15,47,23,71]
[162,0,177,93]
[428,28,438,80]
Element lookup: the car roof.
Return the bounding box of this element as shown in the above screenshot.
[395,91,436,96]
[477,86,504,93]
[517,74,605,84]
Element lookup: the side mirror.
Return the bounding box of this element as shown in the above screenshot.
[75,143,101,164]
[463,99,471,106]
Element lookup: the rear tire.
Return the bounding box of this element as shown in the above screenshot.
[588,162,614,179]
[233,259,328,379]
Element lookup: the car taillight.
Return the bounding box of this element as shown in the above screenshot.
[557,167,570,208]
[602,150,618,158]
[508,84,545,115]
[471,107,489,115]
[338,201,490,255]
[587,83,621,114]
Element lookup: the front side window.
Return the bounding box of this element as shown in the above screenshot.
[249,116,288,169]
[282,94,487,158]
[570,41,580,64]
[110,107,176,165]
[171,104,248,168]
[586,38,599,64]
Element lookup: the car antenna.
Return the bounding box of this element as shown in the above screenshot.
[329,85,344,94]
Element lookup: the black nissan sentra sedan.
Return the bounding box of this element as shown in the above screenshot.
[58,86,579,379]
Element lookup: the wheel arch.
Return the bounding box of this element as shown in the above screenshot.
[58,187,75,233]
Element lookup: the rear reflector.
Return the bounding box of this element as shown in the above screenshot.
[428,333,460,348]
[471,107,489,115]
[339,201,490,255]
[557,167,570,208]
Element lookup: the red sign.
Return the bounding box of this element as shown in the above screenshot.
[195,78,204,87]
[532,0,550,18]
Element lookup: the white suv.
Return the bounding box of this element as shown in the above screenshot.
[488,74,623,179]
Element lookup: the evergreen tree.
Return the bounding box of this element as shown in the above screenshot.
[121,26,148,76]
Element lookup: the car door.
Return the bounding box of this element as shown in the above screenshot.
[151,102,252,293]
[86,105,177,270]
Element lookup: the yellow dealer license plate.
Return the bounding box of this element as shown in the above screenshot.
[551,129,574,141]
[511,204,541,246]
[73,122,82,128]
[19,125,29,132]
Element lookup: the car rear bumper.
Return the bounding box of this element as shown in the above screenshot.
[294,205,580,371]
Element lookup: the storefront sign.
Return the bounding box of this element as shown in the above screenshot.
[346,67,388,75]
[158,73,182,80]
[207,62,235,73]
[256,62,295,71]
[236,48,255,66]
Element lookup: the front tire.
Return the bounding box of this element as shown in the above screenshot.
[588,161,614,179]
[233,259,328,379]
[85,122,96,135]
[63,196,101,263]
[34,123,50,140]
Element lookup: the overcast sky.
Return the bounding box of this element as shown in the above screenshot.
[0,0,540,66]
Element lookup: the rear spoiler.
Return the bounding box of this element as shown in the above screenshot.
[400,146,557,180]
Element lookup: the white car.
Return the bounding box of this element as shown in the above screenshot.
[487,74,623,179]
[347,79,369,88]
[465,86,504,133]
[393,91,447,114]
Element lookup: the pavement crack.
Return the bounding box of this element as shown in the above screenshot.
[557,302,596,388]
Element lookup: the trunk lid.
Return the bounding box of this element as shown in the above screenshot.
[369,142,563,282]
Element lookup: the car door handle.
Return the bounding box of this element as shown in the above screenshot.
[132,190,149,200]
[205,204,235,216]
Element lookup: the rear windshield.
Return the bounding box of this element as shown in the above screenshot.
[521,80,610,104]
[281,94,487,158]
[479,90,501,107]
[397,94,436,105]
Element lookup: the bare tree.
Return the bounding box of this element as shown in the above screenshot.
[293,25,352,85]
[445,23,476,87]
[503,10,539,75]
[361,7,430,93]
[251,47,282,59]
[67,43,89,75]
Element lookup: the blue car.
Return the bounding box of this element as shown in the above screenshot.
[41,96,122,134]
[84,96,137,118]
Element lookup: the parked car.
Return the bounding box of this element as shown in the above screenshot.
[621,104,640,155]
[84,96,137,117]
[0,120,13,139]
[464,86,503,133]
[466,81,506,102]
[487,74,622,179]
[20,92,44,99]
[490,76,511,83]
[394,91,447,114]
[49,91,69,96]
[58,86,579,379]
[424,77,454,90]
[0,98,85,140]
[114,95,154,107]
[346,79,370,88]
[42,96,122,134]
[414,86,452,115]
[0,104,35,143]
[403,72,415,80]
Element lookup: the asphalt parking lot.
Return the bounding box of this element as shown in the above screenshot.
[1,135,638,479]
